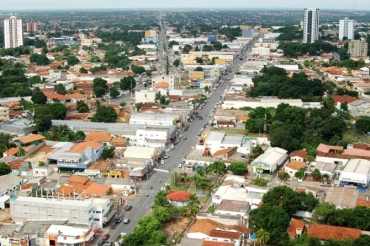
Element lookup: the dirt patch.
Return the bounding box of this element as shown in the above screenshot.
[163,217,191,244]
[25,145,54,163]
[0,208,11,222]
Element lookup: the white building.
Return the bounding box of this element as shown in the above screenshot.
[230,75,254,88]
[251,147,288,174]
[222,98,303,109]
[134,89,157,104]
[339,159,370,187]
[10,196,94,225]
[124,146,159,159]
[348,39,368,57]
[252,47,270,57]
[3,16,23,48]
[303,7,320,43]
[44,225,95,246]
[0,174,24,197]
[151,74,175,90]
[205,131,252,155]
[339,17,355,41]
[129,113,180,126]
[136,125,176,147]
[91,198,115,229]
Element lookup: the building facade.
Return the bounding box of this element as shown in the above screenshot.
[26,22,37,32]
[303,7,319,43]
[3,16,24,48]
[339,17,355,41]
[348,39,368,57]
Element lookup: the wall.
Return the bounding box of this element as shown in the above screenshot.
[134,90,156,104]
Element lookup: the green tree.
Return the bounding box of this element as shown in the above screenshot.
[135,102,143,111]
[131,65,145,74]
[54,83,66,95]
[323,96,335,112]
[79,67,88,73]
[109,86,120,98]
[67,55,80,66]
[154,190,171,207]
[119,76,136,91]
[278,172,290,181]
[31,87,47,104]
[340,101,348,111]
[353,235,370,246]
[73,131,86,142]
[91,106,117,123]
[76,100,89,113]
[120,102,126,108]
[28,75,42,85]
[0,162,11,176]
[29,53,50,65]
[152,206,171,223]
[313,202,336,223]
[355,117,370,133]
[47,102,68,120]
[252,178,269,187]
[173,59,180,67]
[194,66,203,71]
[312,168,322,180]
[0,133,15,157]
[195,57,203,63]
[256,228,270,246]
[93,78,108,97]
[34,106,53,132]
[50,124,72,141]
[102,146,115,159]
[213,41,223,51]
[227,162,247,175]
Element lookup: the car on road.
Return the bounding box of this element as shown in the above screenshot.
[123,218,131,224]
[102,234,110,241]
[178,163,183,168]
[164,154,170,159]
[115,217,122,223]
[124,204,132,211]
[183,136,187,140]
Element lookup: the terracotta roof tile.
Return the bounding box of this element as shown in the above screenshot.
[67,175,90,185]
[287,218,305,238]
[317,143,343,153]
[84,132,112,142]
[65,113,90,120]
[307,224,361,240]
[56,185,74,196]
[18,134,45,144]
[333,95,357,104]
[84,183,111,197]
[213,147,237,157]
[291,150,308,159]
[286,160,306,171]
[4,147,19,156]
[69,141,102,153]
[209,230,242,240]
[8,161,23,170]
[167,191,191,201]
[189,219,250,236]
[153,82,169,88]
[356,198,370,207]
[21,183,36,190]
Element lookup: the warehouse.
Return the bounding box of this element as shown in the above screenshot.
[339,159,370,188]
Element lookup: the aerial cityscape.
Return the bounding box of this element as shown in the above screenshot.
[0,3,370,246]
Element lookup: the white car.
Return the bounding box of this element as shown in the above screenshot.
[178,163,183,168]
[164,154,170,159]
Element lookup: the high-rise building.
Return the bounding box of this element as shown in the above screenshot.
[3,16,23,48]
[303,7,319,43]
[348,39,368,57]
[26,22,37,32]
[339,17,355,41]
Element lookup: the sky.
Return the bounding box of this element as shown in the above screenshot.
[2,0,370,10]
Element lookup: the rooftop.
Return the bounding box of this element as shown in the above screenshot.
[291,150,308,159]
[307,224,361,241]
[69,141,102,153]
[188,218,250,236]
[216,199,248,213]
[84,132,113,142]
[342,159,370,174]
[317,143,344,153]
[325,187,359,208]
[167,191,191,202]
[17,134,45,144]
[287,218,305,238]
[10,196,93,207]
[202,241,234,246]
[286,160,306,171]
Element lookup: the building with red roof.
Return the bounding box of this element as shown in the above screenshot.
[167,191,191,207]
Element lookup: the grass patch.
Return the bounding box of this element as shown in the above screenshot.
[212,127,268,137]
[342,130,370,144]
[170,183,190,191]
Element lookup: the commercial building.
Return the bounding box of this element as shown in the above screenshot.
[0,107,9,122]
[3,16,24,48]
[339,159,370,187]
[136,125,176,147]
[26,22,37,32]
[348,39,368,57]
[44,225,94,246]
[251,47,270,57]
[303,7,319,43]
[251,147,288,174]
[339,17,355,41]
[129,113,181,126]
[205,131,252,155]
[134,89,157,104]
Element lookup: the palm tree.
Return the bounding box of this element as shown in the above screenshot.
[0,132,15,156]
[186,194,201,216]
[256,228,270,246]
[171,172,179,186]
[51,124,72,141]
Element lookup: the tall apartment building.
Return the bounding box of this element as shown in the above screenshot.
[26,22,37,32]
[303,7,319,43]
[348,39,368,57]
[3,16,23,48]
[145,29,158,38]
[339,17,355,41]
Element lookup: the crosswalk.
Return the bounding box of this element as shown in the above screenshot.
[137,189,157,195]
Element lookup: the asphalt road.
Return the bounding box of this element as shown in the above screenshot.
[107,49,249,244]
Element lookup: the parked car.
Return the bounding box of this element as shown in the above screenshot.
[102,234,110,241]
[123,218,131,224]
[161,159,165,165]
[124,204,132,211]
[164,154,170,159]
[178,163,183,168]
[115,217,122,223]
[183,136,187,140]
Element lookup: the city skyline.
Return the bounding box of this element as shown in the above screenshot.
[1,0,369,10]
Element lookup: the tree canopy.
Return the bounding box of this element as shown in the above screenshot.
[249,66,324,101]
[46,102,68,120]
[31,87,47,104]
[91,106,118,123]
[0,162,11,176]
[93,78,108,97]
[227,162,247,175]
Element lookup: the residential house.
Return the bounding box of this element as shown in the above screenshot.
[212,147,249,166]
[290,150,308,162]
[316,144,348,165]
[284,160,307,180]
[349,99,370,116]
[14,134,46,147]
[84,132,113,145]
[186,218,250,246]
[8,161,30,176]
[287,218,305,239]
[204,132,252,156]
[333,95,358,110]
[214,199,249,217]
[251,147,288,174]
[136,126,176,148]
[56,141,104,170]
[307,224,361,241]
